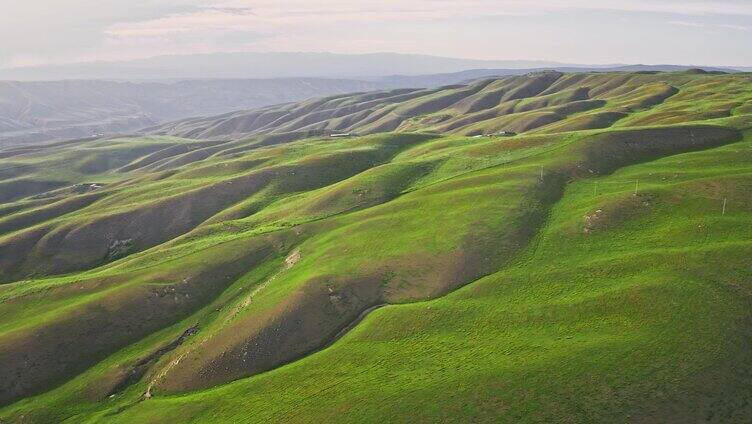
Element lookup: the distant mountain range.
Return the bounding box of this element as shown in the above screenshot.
[1,52,745,82]
[372,64,743,88]
[0,52,747,147]
[148,68,748,141]
[0,52,570,81]
[0,78,385,147]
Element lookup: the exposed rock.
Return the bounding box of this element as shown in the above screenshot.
[107,238,134,261]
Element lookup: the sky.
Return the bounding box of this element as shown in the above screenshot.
[1,0,751,68]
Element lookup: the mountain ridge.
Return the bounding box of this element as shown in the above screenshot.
[1,51,746,81]
[0,52,571,81]
[149,70,752,141]
[3,64,742,148]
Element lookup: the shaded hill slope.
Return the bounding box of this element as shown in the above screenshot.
[0,71,751,422]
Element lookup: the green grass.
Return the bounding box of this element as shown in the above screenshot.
[1,72,752,422]
[162,71,752,140]
[83,134,752,423]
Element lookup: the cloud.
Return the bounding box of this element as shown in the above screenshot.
[668,20,706,28]
[100,0,538,56]
[566,0,752,16]
[103,0,752,41]
[205,6,256,15]
[102,0,752,47]
[719,23,751,32]
[205,0,752,19]
[104,0,530,40]
[669,20,751,32]
[0,1,202,66]
[2,0,752,67]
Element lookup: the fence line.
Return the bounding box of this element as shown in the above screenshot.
[583,178,747,215]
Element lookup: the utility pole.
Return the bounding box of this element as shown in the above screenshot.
[634,179,639,196]
[722,197,727,216]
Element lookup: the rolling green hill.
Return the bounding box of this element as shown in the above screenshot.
[150,69,751,140]
[1,71,752,423]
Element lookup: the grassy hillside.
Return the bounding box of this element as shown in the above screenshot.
[1,71,752,422]
[151,70,752,140]
[0,78,386,148]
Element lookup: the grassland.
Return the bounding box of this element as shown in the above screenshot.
[151,69,752,141]
[1,71,752,422]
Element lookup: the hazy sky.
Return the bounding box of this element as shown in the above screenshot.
[1,0,751,68]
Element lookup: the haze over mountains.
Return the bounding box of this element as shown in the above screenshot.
[0,52,748,148]
[0,78,384,147]
[0,52,571,81]
[0,52,745,82]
